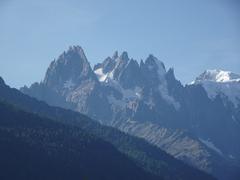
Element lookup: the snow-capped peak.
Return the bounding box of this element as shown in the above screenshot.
[195,69,240,83]
[192,70,240,108]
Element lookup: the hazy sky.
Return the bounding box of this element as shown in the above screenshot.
[0,0,240,88]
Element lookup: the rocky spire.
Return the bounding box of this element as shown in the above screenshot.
[119,51,129,61]
[143,54,166,76]
[0,77,5,86]
[43,45,96,90]
[112,51,119,60]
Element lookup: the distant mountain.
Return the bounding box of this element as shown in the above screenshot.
[21,46,240,180]
[191,69,240,107]
[0,77,215,180]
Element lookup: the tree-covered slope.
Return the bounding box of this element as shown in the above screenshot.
[0,101,160,180]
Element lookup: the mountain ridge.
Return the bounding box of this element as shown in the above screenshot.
[191,69,240,107]
[0,100,162,180]
[20,45,240,180]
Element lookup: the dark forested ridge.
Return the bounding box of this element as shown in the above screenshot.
[0,101,160,180]
[0,77,216,180]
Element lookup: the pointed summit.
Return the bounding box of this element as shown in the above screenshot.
[0,77,5,86]
[43,45,96,90]
[146,54,164,67]
[145,54,158,65]
[69,45,83,51]
[144,54,166,75]
[112,51,119,60]
[66,45,88,62]
[147,54,157,60]
[139,59,144,68]
[119,51,129,61]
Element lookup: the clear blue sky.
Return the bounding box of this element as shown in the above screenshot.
[0,0,239,88]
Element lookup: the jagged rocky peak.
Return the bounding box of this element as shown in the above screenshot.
[166,68,177,82]
[112,51,132,80]
[57,45,88,64]
[94,51,131,82]
[94,51,119,72]
[69,45,87,60]
[140,59,144,67]
[112,51,119,60]
[118,58,143,89]
[43,45,96,90]
[94,52,170,86]
[195,69,240,83]
[140,54,166,77]
[166,68,174,76]
[144,54,166,74]
[139,54,167,85]
[119,51,129,61]
[101,57,116,73]
[0,77,5,86]
[94,56,117,82]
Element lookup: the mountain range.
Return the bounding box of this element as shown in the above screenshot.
[20,45,240,180]
[0,76,215,180]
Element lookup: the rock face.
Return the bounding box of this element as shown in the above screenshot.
[44,46,96,90]
[21,46,240,180]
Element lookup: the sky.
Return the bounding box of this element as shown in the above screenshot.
[0,0,239,88]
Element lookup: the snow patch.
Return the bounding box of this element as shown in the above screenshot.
[196,69,240,83]
[200,138,223,156]
[94,68,108,82]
